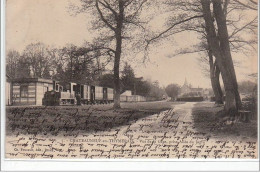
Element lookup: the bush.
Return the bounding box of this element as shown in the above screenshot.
[176,97,204,102]
[210,96,215,102]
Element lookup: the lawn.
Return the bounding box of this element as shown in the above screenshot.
[192,102,257,141]
[5,101,257,159]
[6,101,181,136]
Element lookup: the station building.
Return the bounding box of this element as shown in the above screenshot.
[11,78,55,106]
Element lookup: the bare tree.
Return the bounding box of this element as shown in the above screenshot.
[201,0,242,115]
[169,1,257,104]
[6,50,20,79]
[72,0,149,109]
[22,43,53,78]
[232,0,257,11]
[145,0,257,115]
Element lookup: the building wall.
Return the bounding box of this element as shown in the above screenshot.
[36,83,43,105]
[5,81,11,105]
[95,86,103,100]
[120,95,146,102]
[12,81,53,106]
[107,88,114,100]
[12,82,36,105]
[36,82,53,105]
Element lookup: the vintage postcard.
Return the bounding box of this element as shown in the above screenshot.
[1,0,259,171]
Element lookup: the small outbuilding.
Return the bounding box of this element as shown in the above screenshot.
[12,78,54,105]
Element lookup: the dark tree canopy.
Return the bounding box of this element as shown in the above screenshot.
[165,84,180,100]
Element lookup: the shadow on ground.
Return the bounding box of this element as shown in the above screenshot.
[192,102,257,140]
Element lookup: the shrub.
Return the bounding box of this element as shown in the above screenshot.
[176,97,204,102]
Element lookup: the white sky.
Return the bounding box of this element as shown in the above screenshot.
[5,0,258,88]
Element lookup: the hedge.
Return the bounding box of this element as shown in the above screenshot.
[176,97,204,102]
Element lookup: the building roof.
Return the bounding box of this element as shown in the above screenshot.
[121,90,132,96]
[11,77,54,84]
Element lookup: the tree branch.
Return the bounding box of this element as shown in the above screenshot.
[228,17,257,39]
[99,0,118,18]
[95,0,116,32]
[146,15,203,47]
[233,0,257,10]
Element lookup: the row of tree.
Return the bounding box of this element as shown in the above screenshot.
[7,0,257,114]
[6,43,105,85]
[98,62,166,99]
[6,43,165,100]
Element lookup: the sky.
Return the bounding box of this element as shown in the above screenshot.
[5,0,258,88]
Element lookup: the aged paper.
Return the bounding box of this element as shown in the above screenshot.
[2,0,259,171]
[5,103,257,159]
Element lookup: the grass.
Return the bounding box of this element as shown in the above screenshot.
[6,101,181,137]
[192,102,257,141]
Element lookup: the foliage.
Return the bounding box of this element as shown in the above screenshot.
[165,84,180,100]
[135,79,150,97]
[23,43,53,78]
[98,73,114,88]
[176,97,204,102]
[6,50,20,78]
[6,42,110,86]
[238,80,257,94]
[121,62,136,92]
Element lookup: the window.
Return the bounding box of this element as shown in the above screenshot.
[20,85,28,97]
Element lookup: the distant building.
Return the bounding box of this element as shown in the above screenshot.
[179,78,214,99]
[120,90,132,102]
[121,90,132,97]
[179,78,203,97]
[120,90,146,102]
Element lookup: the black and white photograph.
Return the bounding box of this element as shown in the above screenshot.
[1,0,259,171]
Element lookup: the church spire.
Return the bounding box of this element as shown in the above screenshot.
[184,77,188,86]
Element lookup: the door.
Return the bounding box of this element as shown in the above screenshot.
[103,88,108,101]
[90,86,95,102]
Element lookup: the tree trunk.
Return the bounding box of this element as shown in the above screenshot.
[113,52,121,109]
[212,0,242,110]
[214,65,223,104]
[113,1,124,109]
[201,0,239,117]
[208,50,223,104]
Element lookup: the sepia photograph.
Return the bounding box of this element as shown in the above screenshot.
[1,0,259,171]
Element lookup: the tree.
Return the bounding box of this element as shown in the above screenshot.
[98,73,114,88]
[121,62,136,92]
[6,50,20,79]
[146,79,165,100]
[55,43,112,85]
[145,0,257,116]
[72,0,149,109]
[165,84,180,100]
[23,42,53,78]
[155,0,256,105]
[201,0,242,115]
[238,80,257,94]
[135,78,150,97]
[15,55,31,78]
